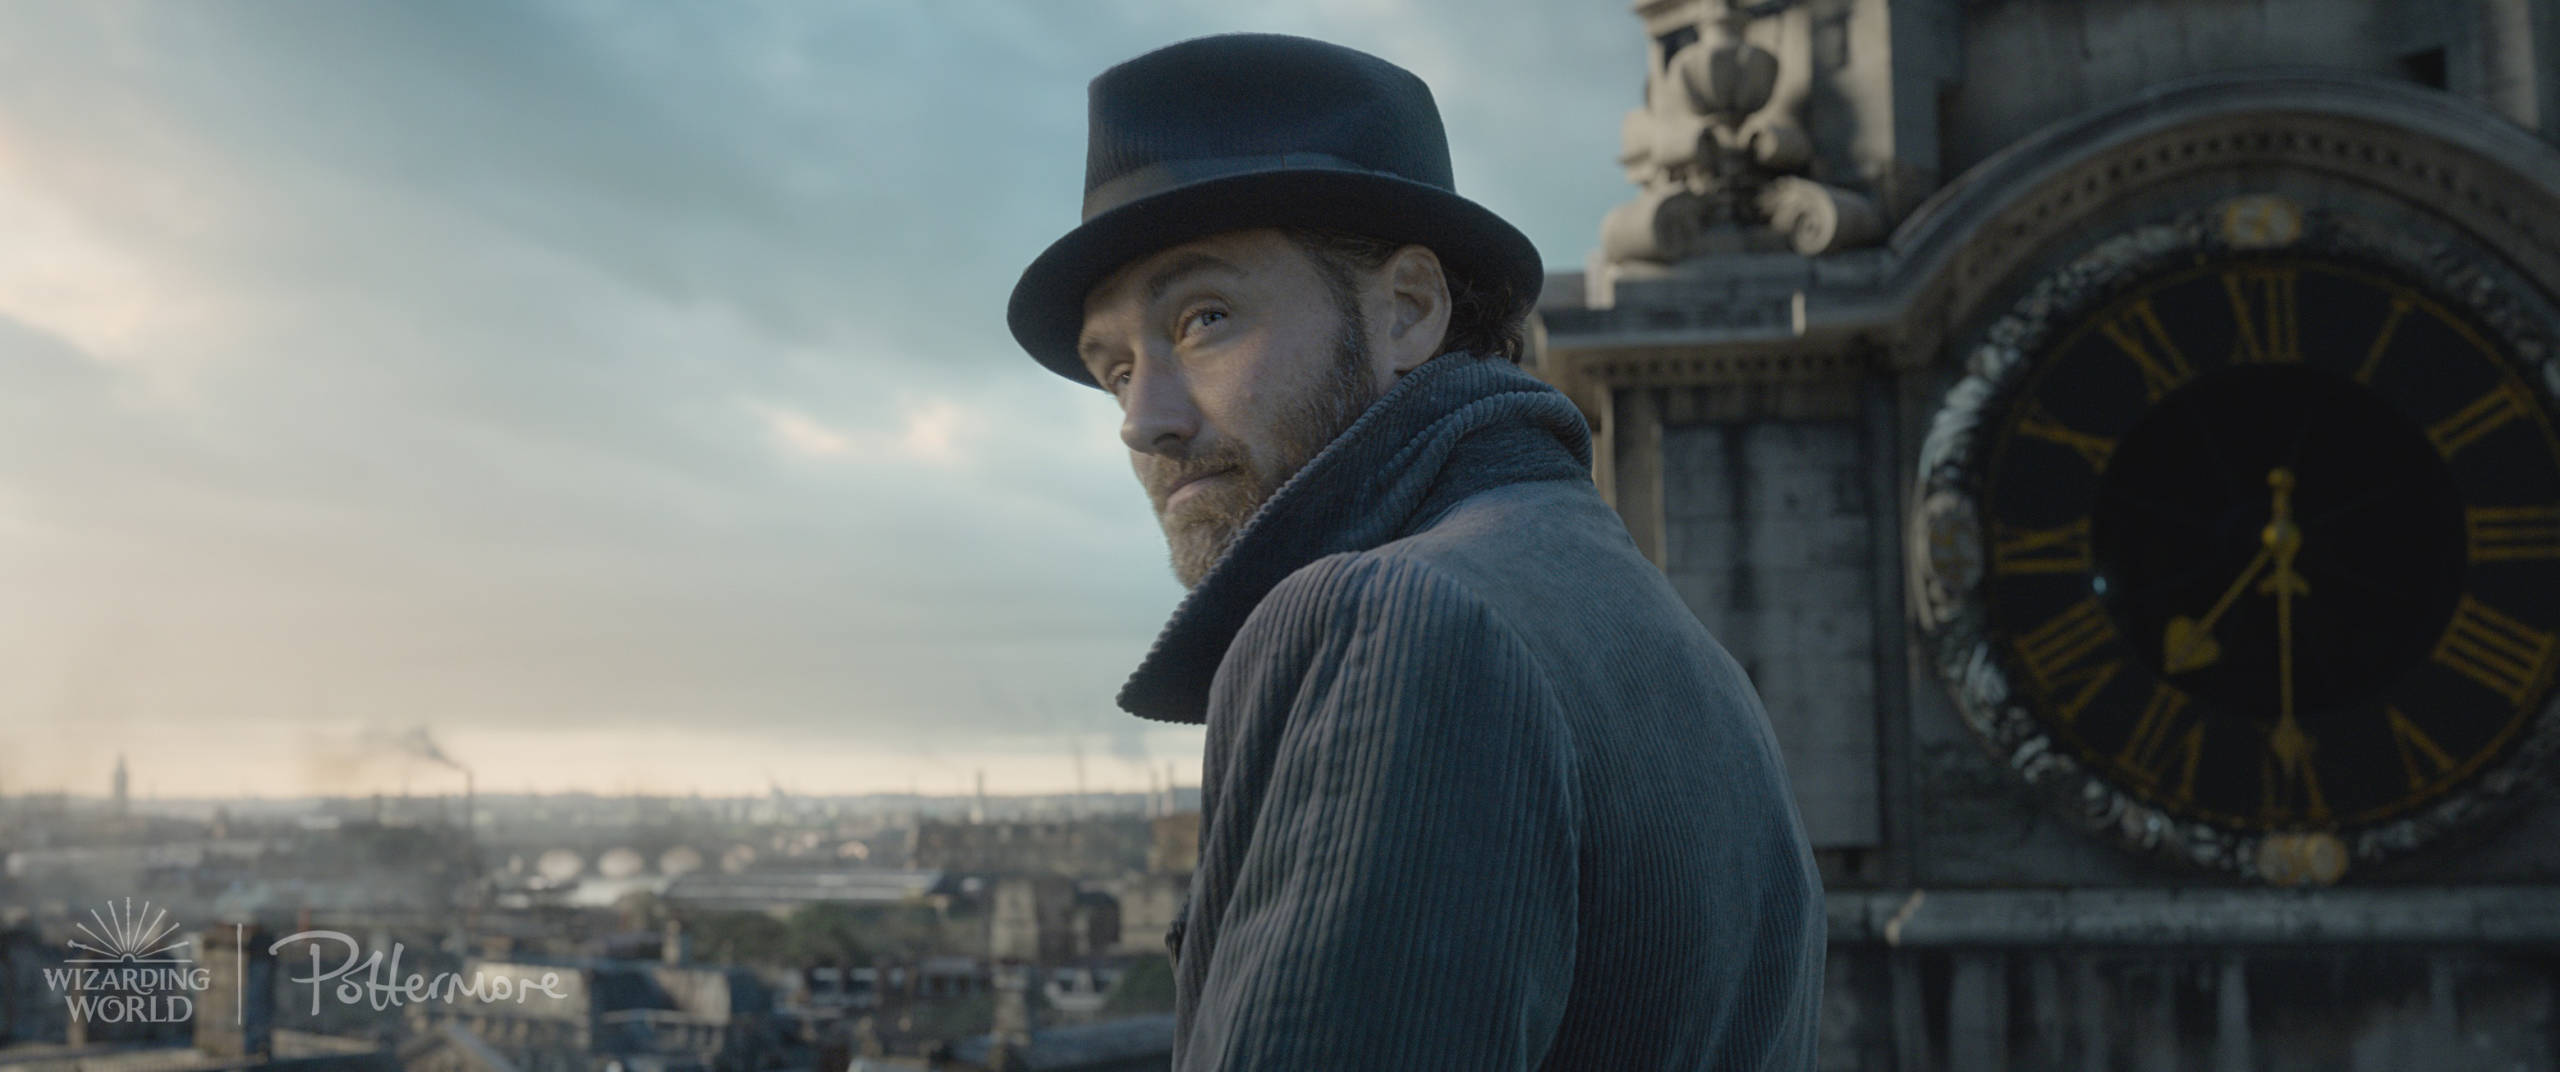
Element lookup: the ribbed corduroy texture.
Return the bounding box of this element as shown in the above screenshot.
[1119,353,1825,1071]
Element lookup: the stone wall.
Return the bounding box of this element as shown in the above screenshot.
[1663,418,1883,848]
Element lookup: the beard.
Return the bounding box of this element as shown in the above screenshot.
[1142,313,1383,589]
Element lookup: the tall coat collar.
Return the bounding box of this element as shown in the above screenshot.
[1116,351,1596,724]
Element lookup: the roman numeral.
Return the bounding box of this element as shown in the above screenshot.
[2384,707,2460,792]
[2352,294,2414,384]
[2223,267,2301,364]
[2100,299,2196,401]
[2259,748,2332,825]
[2430,595,2557,706]
[2014,598,2119,698]
[2467,505,2560,562]
[2013,398,2117,472]
[2167,722,2205,807]
[2117,683,2200,798]
[1991,519,2095,576]
[2045,659,2123,728]
[2014,598,2124,727]
[2425,382,2534,459]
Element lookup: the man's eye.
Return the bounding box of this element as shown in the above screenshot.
[1105,367,1132,392]
[1179,307,1226,338]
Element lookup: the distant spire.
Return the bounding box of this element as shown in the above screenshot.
[112,754,129,818]
[1071,739,1087,820]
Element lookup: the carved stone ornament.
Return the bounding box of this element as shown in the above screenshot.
[1908,196,2560,885]
[1601,0,1880,263]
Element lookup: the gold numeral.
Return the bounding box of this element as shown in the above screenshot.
[2045,659,2123,728]
[2467,505,2560,562]
[1992,519,2095,576]
[2425,382,2533,459]
[2013,398,2118,472]
[2015,598,2118,683]
[2101,298,2196,401]
[2013,599,2122,724]
[2260,738,2332,825]
[2385,707,2459,792]
[2352,294,2414,384]
[2166,721,2205,808]
[2224,267,2301,364]
[2117,683,2198,792]
[2430,595,2557,706]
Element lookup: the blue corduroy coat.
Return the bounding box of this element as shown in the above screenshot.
[1117,351,1824,1071]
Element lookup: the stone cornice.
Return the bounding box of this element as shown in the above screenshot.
[1828,887,2560,947]
[1536,69,2560,404]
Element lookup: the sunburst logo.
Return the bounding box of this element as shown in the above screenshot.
[65,898,192,964]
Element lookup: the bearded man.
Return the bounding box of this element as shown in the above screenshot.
[1007,33,1824,1071]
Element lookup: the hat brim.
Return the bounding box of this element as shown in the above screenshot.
[1007,168,1543,388]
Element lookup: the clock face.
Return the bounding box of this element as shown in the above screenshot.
[1910,200,2560,882]
[1980,257,2560,834]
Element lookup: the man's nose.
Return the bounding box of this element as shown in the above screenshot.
[1120,360,1200,455]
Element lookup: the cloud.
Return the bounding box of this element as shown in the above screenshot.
[756,405,856,460]
[749,396,983,467]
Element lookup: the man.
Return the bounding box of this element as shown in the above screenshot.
[1007,33,1824,1071]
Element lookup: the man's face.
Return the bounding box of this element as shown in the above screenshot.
[1077,229,1387,588]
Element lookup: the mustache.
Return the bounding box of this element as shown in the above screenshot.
[1139,452,1247,508]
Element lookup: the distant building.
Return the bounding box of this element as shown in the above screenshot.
[909,820,1148,880]
[0,923,382,1072]
[1141,815,1195,878]
[1091,875,1182,960]
[985,875,1074,965]
[0,923,55,1045]
[984,877,1118,966]
[399,1024,523,1072]
[658,870,951,916]
[400,957,775,1072]
[945,1013,1173,1072]
[0,1032,388,1072]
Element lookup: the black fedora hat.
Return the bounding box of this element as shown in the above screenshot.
[1007,33,1542,388]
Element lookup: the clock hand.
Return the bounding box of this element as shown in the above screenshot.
[2162,540,2274,675]
[2259,468,2323,821]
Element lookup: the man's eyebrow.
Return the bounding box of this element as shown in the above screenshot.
[1079,252,1246,364]
[1142,251,1243,305]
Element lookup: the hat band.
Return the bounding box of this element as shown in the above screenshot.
[1081,151,1402,220]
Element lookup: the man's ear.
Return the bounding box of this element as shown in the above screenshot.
[1377,245,1452,374]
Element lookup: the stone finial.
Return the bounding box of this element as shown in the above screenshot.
[1602,0,1882,263]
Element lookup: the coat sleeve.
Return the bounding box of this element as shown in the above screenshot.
[1185,553,1580,1070]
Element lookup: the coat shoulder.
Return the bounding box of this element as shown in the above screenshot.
[1246,540,1535,654]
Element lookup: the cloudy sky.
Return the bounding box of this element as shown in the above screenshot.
[0,1,1641,799]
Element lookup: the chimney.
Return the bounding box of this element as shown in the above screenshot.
[990,963,1041,1047]
[194,923,274,1059]
[662,918,687,966]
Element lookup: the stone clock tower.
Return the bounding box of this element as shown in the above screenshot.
[1532,1,2560,1068]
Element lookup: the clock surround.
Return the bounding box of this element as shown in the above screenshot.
[1908,194,2560,884]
